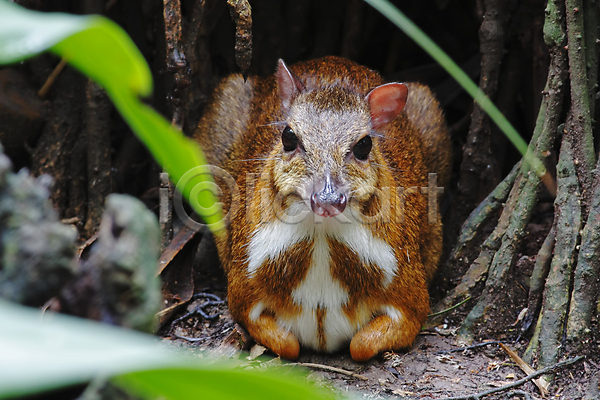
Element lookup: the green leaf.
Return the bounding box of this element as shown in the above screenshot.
[0,301,336,400]
[0,3,87,64]
[114,368,336,400]
[0,1,224,232]
[0,301,180,398]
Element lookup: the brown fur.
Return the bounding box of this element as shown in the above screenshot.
[194,56,451,361]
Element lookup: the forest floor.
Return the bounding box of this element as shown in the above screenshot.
[159,239,600,400]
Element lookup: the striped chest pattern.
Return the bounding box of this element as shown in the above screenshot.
[245,211,404,352]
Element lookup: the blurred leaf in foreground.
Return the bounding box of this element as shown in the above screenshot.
[0,1,224,232]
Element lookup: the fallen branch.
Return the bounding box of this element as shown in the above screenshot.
[438,355,584,400]
[291,362,369,381]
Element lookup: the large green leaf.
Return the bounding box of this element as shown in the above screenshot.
[0,1,224,232]
[0,301,178,397]
[114,368,334,400]
[0,301,336,400]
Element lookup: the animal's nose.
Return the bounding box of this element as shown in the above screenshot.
[310,177,347,217]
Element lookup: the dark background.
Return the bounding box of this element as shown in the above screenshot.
[1,0,548,238]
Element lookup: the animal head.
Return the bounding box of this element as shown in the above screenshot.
[270,59,407,221]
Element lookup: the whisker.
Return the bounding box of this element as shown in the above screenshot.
[372,162,403,173]
[372,132,402,143]
[233,158,272,162]
[260,119,287,128]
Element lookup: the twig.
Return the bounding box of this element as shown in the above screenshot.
[157,301,186,319]
[435,341,508,355]
[504,390,533,400]
[427,296,471,318]
[38,58,68,98]
[438,355,584,400]
[174,333,205,342]
[291,362,369,381]
[171,292,225,326]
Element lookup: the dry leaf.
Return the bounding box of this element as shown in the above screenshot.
[247,344,267,360]
[499,343,550,397]
[437,354,458,364]
[392,389,415,396]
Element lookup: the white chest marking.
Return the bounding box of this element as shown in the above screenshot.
[247,220,308,277]
[283,233,354,351]
[246,208,399,351]
[328,221,398,286]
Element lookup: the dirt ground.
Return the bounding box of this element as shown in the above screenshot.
[159,236,600,400]
[162,297,599,400]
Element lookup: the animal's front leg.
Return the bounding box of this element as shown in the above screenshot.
[349,312,421,362]
[244,314,300,360]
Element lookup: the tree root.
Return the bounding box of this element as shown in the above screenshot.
[451,0,506,241]
[565,0,596,208]
[521,224,555,335]
[451,162,520,261]
[440,0,599,381]
[564,0,600,348]
[566,163,600,343]
[456,165,540,343]
[451,1,567,337]
[531,0,600,366]
[538,137,581,368]
[437,0,570,350]
[426,167,520,330]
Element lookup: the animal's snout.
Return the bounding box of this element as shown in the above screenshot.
[310,176,347,217]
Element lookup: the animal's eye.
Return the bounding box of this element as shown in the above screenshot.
[353,136,372,160]
[282,126,299,152]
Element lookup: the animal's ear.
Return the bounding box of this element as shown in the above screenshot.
[277,59,305,113]
[365,83,408,130]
